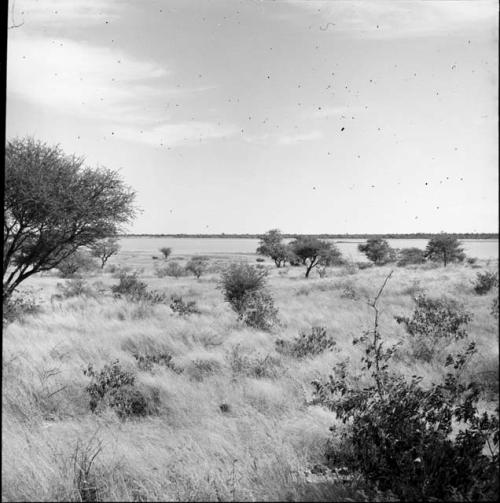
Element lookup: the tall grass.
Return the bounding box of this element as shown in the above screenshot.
[2,256,498,501]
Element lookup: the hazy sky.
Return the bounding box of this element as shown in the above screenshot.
[6,0,498,234]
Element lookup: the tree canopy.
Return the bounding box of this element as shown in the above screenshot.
[3,137,136,297]
[358,238,396,265]
[256,229,289,268]
[425,234,465,267]
[289,237,343,278]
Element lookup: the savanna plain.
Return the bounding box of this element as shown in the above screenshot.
[2,247,499,502]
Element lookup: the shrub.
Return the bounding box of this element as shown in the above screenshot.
[276,326,336,358]
[256,257,265,263]
[220,263,267,314]
[57,250,99,278]
[186,358,222,382]
[239,290,279,331]
[162,261,187,278]
[3,290,40,324]
[185,256,209,278]
[358,239,396,265]
[169,295,200,316]
[395,294,472,341]
[472,271,498,295]
[491,296,499,319]
[467,257,478,265]
[425,234,466,267]
[132,352,181,373]
[313,274,499,501]
[397,247,426,266]
[340,285,358,300]
[159,247,172,259]
[55,278,97,299]
[356,262,373,270]
[111,272,167,304]
[227,346,280,378]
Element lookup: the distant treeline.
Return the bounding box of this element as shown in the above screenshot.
[119,233,498,240]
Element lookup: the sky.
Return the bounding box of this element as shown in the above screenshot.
[6,0,499,234]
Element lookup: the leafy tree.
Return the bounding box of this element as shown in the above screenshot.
[3,138,136,298]
[425,234,466,267]
[256,229,288,267]
[185,256,209,278]
[289,237,343,278]
[358,238,396,265]
[397,247,426,266]
[159,247,172,259]
[90,237,120,269]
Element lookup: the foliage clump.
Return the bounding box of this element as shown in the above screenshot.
[289,237,344,278]
[89,237,120,269]
[256,229,290,268]
[57,250,99,278]
[84,360,158,418]
[159,247,172,259]
[472,271,498,295]
[227,346,281,378]
[425,234,466,267]
[397,247,426,266]
[132,352,182,373]
[111,272,167,304]
[156,261,187,278]
[312,273,499,501]
[185,256,209,278]
[358,239,396,265]
[55,278,97,299]
[170,295,200,316]
[3,289,40,324]
[276,326,336,358]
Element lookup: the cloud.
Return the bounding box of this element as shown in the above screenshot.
[118,121,237,147]
[288,0,498,39]
[9,0,123,28]
[278,130,324,145]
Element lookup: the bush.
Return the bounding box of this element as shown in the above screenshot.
[227,345,280,378]
[340,285,358,300]
[358,239,396,265]
[312,277,499,501]
[132,352,181,373]
[111,272,167,304]
[239,290,279,331]
[169,295,200,316]
[159,247,172,259]
[395,294,472,341]
[185,256,209,278]
[3,290,40,324]
[220,263,267,314]
[356,262,373,270]
[161,261,187,278]
[57,250,99,278]
[491,296,499,319]
[186,358,222,382]
[276,326,336,358]
[256,257,265,263]
[473,271,498,295]
[397,247,426,266]
[55,278,97,299]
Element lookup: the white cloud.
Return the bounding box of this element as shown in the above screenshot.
[278,130,324,145]
[7,32,170,125]
[9,0,123,28]
[119,121,237,147]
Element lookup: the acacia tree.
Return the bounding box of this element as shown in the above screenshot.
[289,237,343,278]
[425,234,465,267]
[89,237,121,269]
[358,238,396,265]
[3,137,136,298]
[256,229,288,267]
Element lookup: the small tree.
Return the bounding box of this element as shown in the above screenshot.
[289,237,343,278]
[3,137,136,298]
[358,238,396,265]
[57,249,99,278]
[397,247,426,267]
[185,256,209,278]
[90,237,120,269]
[159,247,172,260]
[256,229,288,268]
[425,234,465,267]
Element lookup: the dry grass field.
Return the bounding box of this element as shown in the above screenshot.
[2,250,498,501]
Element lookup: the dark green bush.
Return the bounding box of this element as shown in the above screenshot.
[159,247,172,259]
[132,352,182,373]
[314,335,498,500]
[276,326,336,358]
[239,290,279,331]
[111,272,167,304]
[169,295,200,316]
[220,263,267,315]
[227,346,280,378]
[397,247,426,266]
[83,360,158,418]
[185,256,209,278]
[161,261,187,278]
[55,278,97,299]
[473,271,498,295]
[3,290,40,324]
[492,296,499,319]
[358,239,396,265]
[57,250,99,278]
